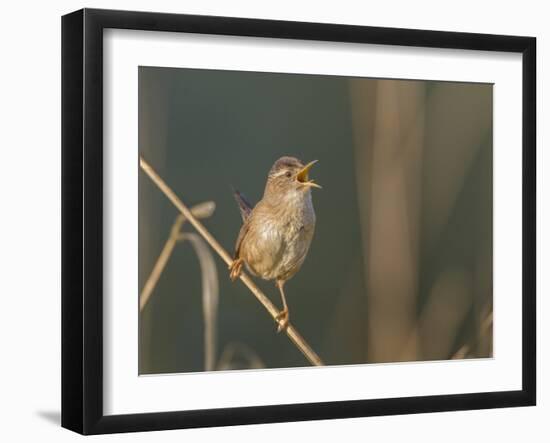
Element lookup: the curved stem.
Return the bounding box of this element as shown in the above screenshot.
[139,202,216,311]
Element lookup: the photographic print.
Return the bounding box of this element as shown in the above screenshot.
[138,67,493,375]
[62,9,536,433]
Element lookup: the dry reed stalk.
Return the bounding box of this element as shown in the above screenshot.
[139,202,216,311]
[140,156,324,366]
[452,310,493,359]
[217,342,265,370]
[179,233,219,372]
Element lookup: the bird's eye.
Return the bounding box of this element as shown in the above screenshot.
[285,171,292,178]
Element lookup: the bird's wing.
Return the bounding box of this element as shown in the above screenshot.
[233,216,251,260]
[232,188,254,222]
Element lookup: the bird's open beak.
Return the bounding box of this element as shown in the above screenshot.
[296,160,321,189]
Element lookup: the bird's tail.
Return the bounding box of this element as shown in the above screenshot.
[232,187,254,222]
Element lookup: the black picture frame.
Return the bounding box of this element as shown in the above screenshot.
[61,8,536,435]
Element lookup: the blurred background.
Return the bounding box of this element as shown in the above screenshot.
[138,66,492,374]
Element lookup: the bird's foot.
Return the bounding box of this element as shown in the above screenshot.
[229,258,244,281]
[275,308,289,333]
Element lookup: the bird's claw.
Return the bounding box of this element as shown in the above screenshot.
[276,308,289,333]
[229,258,244,281]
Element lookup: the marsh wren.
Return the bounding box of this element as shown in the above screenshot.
[229,156,321,332]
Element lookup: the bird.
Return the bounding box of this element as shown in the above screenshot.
[229,156,321,332]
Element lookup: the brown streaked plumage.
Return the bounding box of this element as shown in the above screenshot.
[229,156,321,332]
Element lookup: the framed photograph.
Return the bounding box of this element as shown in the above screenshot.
[61,8,536,434]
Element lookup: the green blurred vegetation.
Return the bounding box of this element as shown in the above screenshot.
[138,67,492,374]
